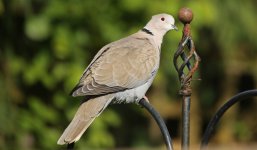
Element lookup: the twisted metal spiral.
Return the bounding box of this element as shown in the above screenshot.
[173,25,200,96]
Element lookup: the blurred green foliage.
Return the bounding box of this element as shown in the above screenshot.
[1,0,257,149]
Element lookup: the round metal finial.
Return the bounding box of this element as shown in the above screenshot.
[178,7,193,24]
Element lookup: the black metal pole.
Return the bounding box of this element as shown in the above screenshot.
[201,89,257,149]
[139,98,174,150]
[182,96,190,150]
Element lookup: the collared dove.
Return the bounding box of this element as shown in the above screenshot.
[57,13,177,145]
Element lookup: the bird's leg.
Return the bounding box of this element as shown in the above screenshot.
[143,95,150,103]
[138,96,150,108]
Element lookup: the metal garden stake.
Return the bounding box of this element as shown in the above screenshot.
[173,8,200,150]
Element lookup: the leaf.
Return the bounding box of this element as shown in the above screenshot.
[25,15,51,41]
[29,97,58,123]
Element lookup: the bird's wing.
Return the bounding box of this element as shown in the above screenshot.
[71,34,159,97]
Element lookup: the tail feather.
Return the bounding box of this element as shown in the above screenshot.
[57,95,114,145]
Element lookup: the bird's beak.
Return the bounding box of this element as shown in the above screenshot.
[171,24,178,31]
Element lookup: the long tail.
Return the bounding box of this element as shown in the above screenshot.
[57,95,114,145]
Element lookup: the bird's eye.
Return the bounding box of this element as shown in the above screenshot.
[161,17,165,21]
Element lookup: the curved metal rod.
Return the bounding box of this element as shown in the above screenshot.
[139,98,174,150]
[66,98,173,150]
[200,89,257,149]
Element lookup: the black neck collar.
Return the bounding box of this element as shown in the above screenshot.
[141,28,154,36]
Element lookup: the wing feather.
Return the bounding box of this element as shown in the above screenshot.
[71,34,159,97]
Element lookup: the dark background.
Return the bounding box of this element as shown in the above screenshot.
[1,0,257,149]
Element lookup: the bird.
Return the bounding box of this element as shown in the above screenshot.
[57,13,177,145]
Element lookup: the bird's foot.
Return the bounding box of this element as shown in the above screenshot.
[137,96,150,107]
[143,96,150,103]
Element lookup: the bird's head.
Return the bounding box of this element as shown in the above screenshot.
[145,13,178,36]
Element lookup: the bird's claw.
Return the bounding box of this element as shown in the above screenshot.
[143,96,150,103]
